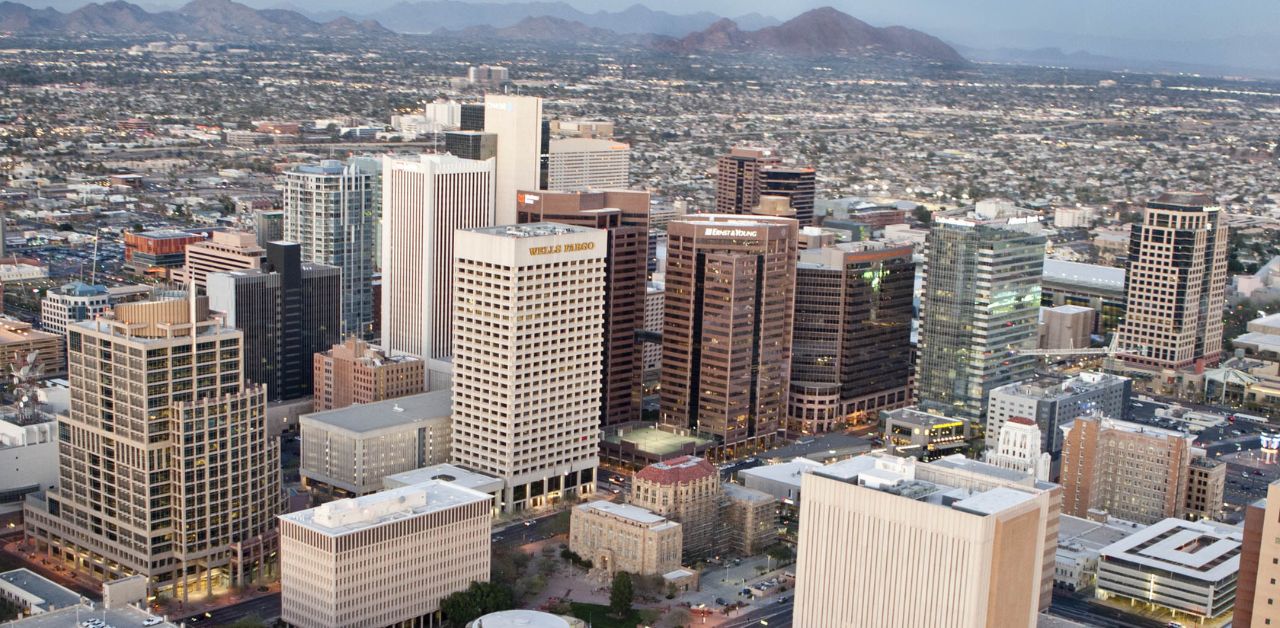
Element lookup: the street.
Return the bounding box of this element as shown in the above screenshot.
[720,599,793,628]
[1049,593,1169,628]
[176,592,281,626]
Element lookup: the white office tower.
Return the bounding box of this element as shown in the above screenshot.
[483,94,543,224]
[546,138,630,191]
[986,416,1051,482]
[282,157,380,338]
[380,154,495,390]
[451,224,606,512]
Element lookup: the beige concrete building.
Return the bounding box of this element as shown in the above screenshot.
[630,456,720,561]
[23,294,281,599]
[1059,414,1195,524]
[300,390,452,496]
[1040,304,1095,351]
[172,230,264,289]
[451,224,606,512]
[312,338,424,411]
[1096,518,1240,622]
[1236,481,1280,628]
[569,501,682,576]
[484,94,542,225]
[280,480,491,628]
[793,454,1054,628]
[545,138,630,191]
[722,483,777,556]
[0,316,64,376]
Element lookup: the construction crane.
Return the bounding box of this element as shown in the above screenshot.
[1009,334,1145,359]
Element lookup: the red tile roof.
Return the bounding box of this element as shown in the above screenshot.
[635,455,717,485]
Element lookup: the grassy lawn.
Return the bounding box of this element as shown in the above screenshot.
[568,602,659,628]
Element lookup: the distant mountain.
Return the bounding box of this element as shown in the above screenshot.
[0,0,393,38]
[666,6,966,64]
[357,1,759,36]
[452,15,627,45]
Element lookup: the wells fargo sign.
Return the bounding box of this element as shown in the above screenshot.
[529,242,595,256]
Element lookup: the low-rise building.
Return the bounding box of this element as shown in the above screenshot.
[881,407,972,461]
[1095,518,1241,622]
[569,501,682,576]
[469,610,587,628]
[383,463,503,515]
[738,458,824,504]
[630,456,720,561]
[1054,514,1145,593]
[0,317,64,376]
[300,391,452,496]
[1040,259,1126,334]
[986,371,1132,455]
[280,480,491,628]
[722,483,777,556]
[312,338,425,411]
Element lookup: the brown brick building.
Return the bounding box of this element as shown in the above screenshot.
[312,338,425,411]
[1059,414,1195,524]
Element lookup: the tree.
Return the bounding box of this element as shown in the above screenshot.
[440,581,515,627]
[660,607,692,628]
[610,571,634,617]
[765,543,795,564]
[911,204,931,225]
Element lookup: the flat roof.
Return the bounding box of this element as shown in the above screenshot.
[280,480,490,536]
[471,610,578,628]
[762,431,872,462]
[577,500,670,526]
[1098,518,1241,582]
[1042,259,1126,292]
[928,455,1036,485]
[722,482,775,504]
[0,569,81,609]
[604,426,714,457]
[467,223,595,238]
[300,390,451,433]
[4,603,176,627]
[739,458,824,488]
[383,463,503,494]
[1058,514,1146,554]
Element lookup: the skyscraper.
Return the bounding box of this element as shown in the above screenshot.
[380,154,494,389]
[545,138,630,191]
[915,200,1046,422]
[282,157,379,338]
[715,147,779,215]
[483,94,543,225]
[759,165,816,226]
[207,242,341,401]
[516,189,648,427]
[1117,192,1229,371]
[451,223,606,512]
[660,215,798,456]
[172,230,265,289]
[23,294,281,599]
[789,241,915,435]
[445,131,497,161]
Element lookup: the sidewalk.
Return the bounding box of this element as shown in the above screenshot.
[2,538,103,601]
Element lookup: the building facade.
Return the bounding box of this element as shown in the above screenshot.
[23,295,281,599]
[793,455,1052,628]
[545,138,630,191]
[300,391,452,496]
[881,407,972,462]
[630,456,720,561]
[569,501,682,576]
[660,215,798,457]
[985,416,1050,482]
[280,481,490,628]
[171,230,264,289]
[1117,193,1229,371]
[207,242,341,401]
[1041,259,1127,334]
[484,94,542,225]
[916,201,1046,423]
[721,483,777,557]
[381,154,494,389]
[714,147,779,215]
[1235,481,1280,628]
[451,224,606,512]
[1096,518,1240,622]
[1059,414,1194,524]
[789,242,914,435]
[0,318,64,376]
[758,166,816,226]
[312,338,424,411]
[282,157,379,338]
[986,372,1132,455]
[516,190,648,427]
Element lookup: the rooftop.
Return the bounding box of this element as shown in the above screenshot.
[383,463,503,494]
[761,431,873,463]
[51,281,107,297]
[739,458,824,488]
[603,425,714,457]
[810,453,1040,517]
[3,603,175,627]
[1057,514,1147,554]
[577,500,672,527]
[469,610,583,628]
[991,371,1129,402]
[0,568,82,610]
[1042,259,1126,293]
[635,455,717,485]
[721,482,775,504]
[300,390,451,433]
[280,480,490,536]
[467,223,596,239]
[1098,517,1241,582]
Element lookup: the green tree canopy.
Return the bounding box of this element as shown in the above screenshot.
[440,581,515,627]
[610,571,634,618]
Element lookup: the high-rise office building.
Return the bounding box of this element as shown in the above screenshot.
[280,480,490,628]
[1059,414,1194,524]
[23,294,281,599]
[516,189,648,427]
[172,230,265,289]
[789,242,914,435]
[40,282,150,339]
[915,200,1046,422]
[660,215,798,456]
[380,154,494,389]
[484,94,543,225]
[282,157,379,338]
[207,242,341,401]
[312,338,424,411]
[715,147,779,215]
[451,224,606,512]
[445,130,498,161]
[986,371,1132,455]
[467,64,509,86]
[793,454,1055,627]
[1235,480,1280,628]
[1117,192,1229,371]
[459,103,485,131]
[759,165,816,226]
[545,138,630,191]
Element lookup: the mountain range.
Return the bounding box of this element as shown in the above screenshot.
[0,0,391,37]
